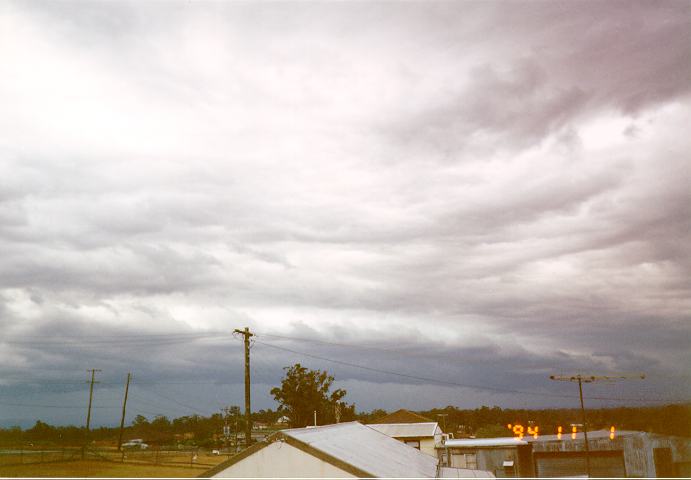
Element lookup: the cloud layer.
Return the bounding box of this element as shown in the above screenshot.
[0,0,689,426]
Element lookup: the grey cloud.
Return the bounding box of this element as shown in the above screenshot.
[0,0,689,425]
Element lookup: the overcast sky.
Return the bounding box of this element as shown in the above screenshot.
[1,1,689,427]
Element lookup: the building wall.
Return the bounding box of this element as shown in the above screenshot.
[392,435,437,457]
[211,441,357,478]
[441,446,522,477]
[531,433,691,478]
[420,438,437,457]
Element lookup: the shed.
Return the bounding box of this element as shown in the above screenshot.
[369,422,443,457]
[527,429,691,478]
[203,421,440,478]
[438,436,533,477]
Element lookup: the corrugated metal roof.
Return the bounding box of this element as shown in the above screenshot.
[442,430,641,448]
[526,429,640,443]
[439,466,496,478]
[369,422,441,438]
[443,437,528,447]
[283,421,439,478]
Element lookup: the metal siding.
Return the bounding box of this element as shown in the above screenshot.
[534,452,625,478]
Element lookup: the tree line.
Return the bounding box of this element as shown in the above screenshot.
[417,403,691,438]
[1,364,688,447]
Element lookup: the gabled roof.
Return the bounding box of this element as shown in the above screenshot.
[202,421,439,478]
[369,422,442,438]
[373,408,433,424]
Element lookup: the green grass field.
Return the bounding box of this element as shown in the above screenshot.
[0,459,223,477]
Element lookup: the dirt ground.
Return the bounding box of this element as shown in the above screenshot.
[0,459,219,477]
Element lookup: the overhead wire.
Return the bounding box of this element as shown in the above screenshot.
[0,400,119,409]
[252,338,672,404]
[1,329,685,407]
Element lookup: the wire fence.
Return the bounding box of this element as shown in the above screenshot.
[0,447,82,467]
[0,446,225,468]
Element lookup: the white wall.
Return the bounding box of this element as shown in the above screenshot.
[420,438,437,457]
[212,440,358,478]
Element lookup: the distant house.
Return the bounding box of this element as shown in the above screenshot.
[373,408,434,424]
[369,422,444,457]
[202,421,494,478]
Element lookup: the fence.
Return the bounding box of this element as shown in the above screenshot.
[0,446,225,469]
[0,448,81,467]
[92,447,221,468]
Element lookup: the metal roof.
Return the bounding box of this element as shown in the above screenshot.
[369,422,442,438]
[439,467,496,478]
[283,421,439,478]
[525,429,640,443]
[441,430,642,448]
[442,437,528,448]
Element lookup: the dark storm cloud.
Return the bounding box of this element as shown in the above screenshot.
[0,0,689,424]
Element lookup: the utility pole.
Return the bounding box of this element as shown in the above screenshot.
[550,373,644,477]
[234,327,253,447]
[83,369,101,458]
[117,373,131,451]
[436,413,449,432]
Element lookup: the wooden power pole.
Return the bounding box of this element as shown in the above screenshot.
[117,372,131,451]
[83,368,101,458]
[234,327,254,447]
[550,373,645,477]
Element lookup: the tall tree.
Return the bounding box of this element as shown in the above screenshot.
[270,363,352,427]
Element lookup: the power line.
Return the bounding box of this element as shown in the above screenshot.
[253,339,676,404]
[3,331,227,340]
[138,387,215,417]
[254,331,409,353]
[3,336,231,347]
[126,393,201,416]
[0,400,119,409]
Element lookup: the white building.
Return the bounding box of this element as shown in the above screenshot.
[368,422,444,457]
[203,421,494,478]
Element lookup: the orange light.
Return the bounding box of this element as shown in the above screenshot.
[557,426,562,440]
[507,424,512,430]
[571,426,577,440]
[527,426,539,439]
[610,426,615,440]
[512,424,524,439]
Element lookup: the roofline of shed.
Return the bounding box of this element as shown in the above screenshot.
[198,430,375,478]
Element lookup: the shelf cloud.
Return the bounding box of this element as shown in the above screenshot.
[0,0,689,425]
